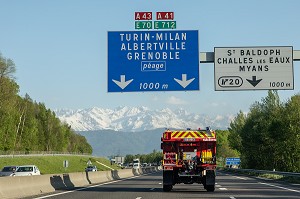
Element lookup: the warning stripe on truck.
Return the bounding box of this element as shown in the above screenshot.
[171,131,215,138]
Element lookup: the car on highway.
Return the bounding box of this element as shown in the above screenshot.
[141,163,147,167]
[0,166,18,177]
[85,165,97,172]
[133,163,140,169]
[13,165,41,176]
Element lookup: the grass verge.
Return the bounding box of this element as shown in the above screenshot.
[222,168,300,184]
[0,155,121,174]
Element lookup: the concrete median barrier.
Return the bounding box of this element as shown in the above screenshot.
[0,174,55,199]
[117,169,134,178]
[0,167,160,199]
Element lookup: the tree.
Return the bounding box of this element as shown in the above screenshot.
[216,130,239,166]
[0,78,19,152]
[0,53,16,88]
[276,94,300,172]
[124,150,162,165]
[228,111,245,152]
[228,91,300,172]
[124,154,135,164]
[0,53,93,155]
[239,91,282,169]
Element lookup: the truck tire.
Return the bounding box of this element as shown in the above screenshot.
[163,185,173,192]
[206,185,215,192]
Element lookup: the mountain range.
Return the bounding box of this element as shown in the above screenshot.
[54,106,234,157]
[77,129,165,157]
[54,106,233,132]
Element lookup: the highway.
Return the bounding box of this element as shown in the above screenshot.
[31,170,300,199]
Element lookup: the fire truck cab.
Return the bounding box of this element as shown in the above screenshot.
[161,127,217,192]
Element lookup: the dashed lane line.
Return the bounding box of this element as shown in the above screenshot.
[235,176,247,180]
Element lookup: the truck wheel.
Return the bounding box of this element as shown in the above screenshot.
[163,185,173,192]
[206,185,215,192]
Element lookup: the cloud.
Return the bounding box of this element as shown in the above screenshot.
[152,96,159,102]
[210,102,227,107]
[166,96,187,105]
[215,115,224,120]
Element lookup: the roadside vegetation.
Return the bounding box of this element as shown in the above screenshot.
[0,155,120,174]
[215,129,240,167]
[124,150,162,165]
[222,167,300,184]
[228,91,300,172]
[0,53,92,154]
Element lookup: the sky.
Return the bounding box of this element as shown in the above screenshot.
[0,0,299,117]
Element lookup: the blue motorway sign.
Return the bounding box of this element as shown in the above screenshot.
[107,30,199,92]
[225,157,241,165]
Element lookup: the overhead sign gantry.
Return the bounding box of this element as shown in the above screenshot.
[108,11,298,93]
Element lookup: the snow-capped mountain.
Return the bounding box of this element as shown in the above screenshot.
[55,106,234,132]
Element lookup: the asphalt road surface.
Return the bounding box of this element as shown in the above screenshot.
[31,170,300,199]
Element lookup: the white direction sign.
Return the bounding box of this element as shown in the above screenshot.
[214,46,294,91]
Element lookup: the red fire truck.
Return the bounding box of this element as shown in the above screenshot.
[161,127,217,192]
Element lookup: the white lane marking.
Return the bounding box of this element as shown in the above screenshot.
[219,187,227,190]
[33,175,141,199]
[229,196,236,199]
[96,160,114,170]
[235,176,246,180]
[216,184,222,187]
[136,197,142,199]
[259,182,300,193]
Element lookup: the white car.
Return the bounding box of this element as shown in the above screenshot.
[13,165,41,176]
[133,163,140,169]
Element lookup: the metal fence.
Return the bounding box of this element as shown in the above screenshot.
[0,151,91,158]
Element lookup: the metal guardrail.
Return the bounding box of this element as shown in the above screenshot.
[0,151,91,158]
[226,168,300,178]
